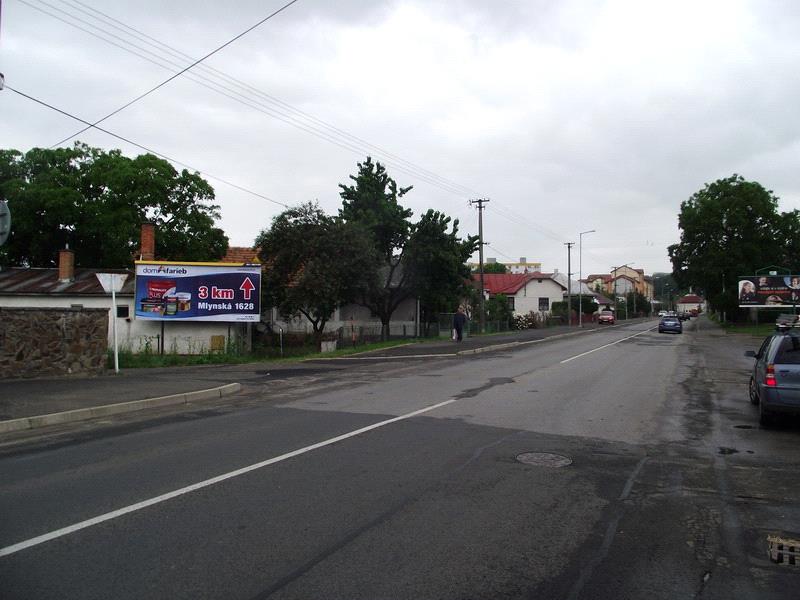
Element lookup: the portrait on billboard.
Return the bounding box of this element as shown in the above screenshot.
[739,275,800,307]
[739,279,757,303]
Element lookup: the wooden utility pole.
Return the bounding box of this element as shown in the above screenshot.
[470,198,489,333]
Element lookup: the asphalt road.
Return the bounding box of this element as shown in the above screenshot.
[1,318,798,599]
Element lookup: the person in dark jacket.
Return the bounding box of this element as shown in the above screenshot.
[452,306,467,342]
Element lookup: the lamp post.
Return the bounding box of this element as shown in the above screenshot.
[578,229,595,327]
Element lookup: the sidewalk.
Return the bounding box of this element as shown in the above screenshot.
[341,318,649,357]
[0,318,653,433]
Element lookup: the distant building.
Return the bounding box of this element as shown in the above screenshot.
[584,266,653,300]
[468,257,542,274]
[677,294,706,313]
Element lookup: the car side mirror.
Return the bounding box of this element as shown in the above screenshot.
[744,350,757,358]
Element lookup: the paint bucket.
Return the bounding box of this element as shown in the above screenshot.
[176,292,191,312]
[164,296,178,316]
[147,280,176,299]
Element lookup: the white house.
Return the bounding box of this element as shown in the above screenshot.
[477,272,566,315]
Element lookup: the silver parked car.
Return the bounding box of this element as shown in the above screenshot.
[746,328,800,425]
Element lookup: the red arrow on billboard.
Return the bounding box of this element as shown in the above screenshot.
[240,277,256,300]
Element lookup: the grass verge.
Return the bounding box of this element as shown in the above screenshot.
[109,338,417,369]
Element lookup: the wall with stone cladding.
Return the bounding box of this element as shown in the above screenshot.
[0,307,108,378]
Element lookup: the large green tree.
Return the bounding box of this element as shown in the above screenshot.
[339,157,477,339]
[255,202,376,340]
[668,174,798,319]
[0,144,227,268]
[405,209,479,327]
[338,157,413,339]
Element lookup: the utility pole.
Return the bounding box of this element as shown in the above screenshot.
[470,198,489,334]
[565,242,574,326]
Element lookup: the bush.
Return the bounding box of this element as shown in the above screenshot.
[513,311,544,330]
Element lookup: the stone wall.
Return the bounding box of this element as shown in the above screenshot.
[0,307,108,378]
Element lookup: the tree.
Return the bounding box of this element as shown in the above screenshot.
[255,202,376,340]
[625,291,651,317]
[338,157,413,340]
[339,157,476,339]
[477,262,507,274]
[485,293,513,326]
[568,295,596,316]
[405,209,479,328]
[0,144,227,268]
[668,174,793,319]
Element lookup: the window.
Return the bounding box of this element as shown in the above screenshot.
[507,296,515,310]
[116,305,130,319]
[774,335,800,364]
[538,297,549,311]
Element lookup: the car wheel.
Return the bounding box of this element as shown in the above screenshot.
[748,377,759,405]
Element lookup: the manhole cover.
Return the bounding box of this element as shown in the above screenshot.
[516,452,572,468]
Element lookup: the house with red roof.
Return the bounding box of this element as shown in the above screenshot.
[677,294,705,314]
[475,272,567,314]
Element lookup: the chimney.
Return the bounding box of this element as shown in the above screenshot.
[140,222,155,261]
[58,247,75,282]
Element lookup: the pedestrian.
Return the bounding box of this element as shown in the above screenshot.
[452,306,467,342]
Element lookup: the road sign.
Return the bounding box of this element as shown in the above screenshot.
[96,273,129,374]
[96,272,128,293]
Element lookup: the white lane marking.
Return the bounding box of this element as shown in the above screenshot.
[559,327,657,364]
[0,398,458,558]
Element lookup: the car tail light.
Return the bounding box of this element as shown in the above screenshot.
[766,364,777,387]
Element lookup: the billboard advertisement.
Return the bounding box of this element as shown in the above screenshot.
[134,261,261,321]
[738,275,800,307]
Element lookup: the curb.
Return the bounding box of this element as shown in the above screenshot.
[0,383,242,434]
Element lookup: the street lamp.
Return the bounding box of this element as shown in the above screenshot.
[578,230,595,327]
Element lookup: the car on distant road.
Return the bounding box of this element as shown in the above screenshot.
[597,311,615,325]
[746,327,800,425]
[678,312,690,321]
[658,310,667,317]
[658,316,682,334]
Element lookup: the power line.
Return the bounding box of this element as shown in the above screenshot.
[5,84,289,209]
[19,0,478,201]
[57,0,479,198]
[46,0,302,146]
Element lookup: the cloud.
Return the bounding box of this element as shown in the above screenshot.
[2,0,799,277]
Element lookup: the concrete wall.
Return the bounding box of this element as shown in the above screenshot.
[0,295,244,354]
[0,307,108,378]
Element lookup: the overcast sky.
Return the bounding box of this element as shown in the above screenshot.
[2,0,800,277]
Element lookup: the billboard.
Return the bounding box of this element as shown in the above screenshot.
[738,275,800,308]
[134,261,261,321]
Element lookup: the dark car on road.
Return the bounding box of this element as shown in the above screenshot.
[658,316,682,334]
[746,327,800,425]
